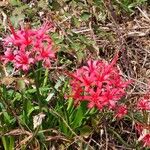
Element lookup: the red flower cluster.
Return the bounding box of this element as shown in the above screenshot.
[114,104,127,119]
[68,55,130,110]
[2,22,55,71]
[142,134,150,147]
[136,123,150,147]
[136,90,150,147]
[137,94,150,111]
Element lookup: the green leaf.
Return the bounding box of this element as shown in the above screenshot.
[9,136,15,150]
[10,15,25,28]
[72,107,83,129]
[1,136,15,150]
[52,33,64,44]
[3,111,11,124]
[72,102,87,129]
[81,12,91,21]
[72,16,81,27]
[50,1,61,10]
[79,125,92,138]
[27,106,39,117]
[1,136,8,150]
[71,43,81,51]
[16,79,26,92]
[9,0,21,6]
[67,98,74,112]
[25,88,36,94]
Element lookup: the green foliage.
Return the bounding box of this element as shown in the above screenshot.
[0,0,149,149]
[114,0,148,13]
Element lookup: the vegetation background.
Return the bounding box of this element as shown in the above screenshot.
[0,0,150,149]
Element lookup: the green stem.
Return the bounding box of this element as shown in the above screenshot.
[33,69,42,111]
[23,66,42,148]
[22,92,28,123]
[24,65,43,147]
[43,69,49,87]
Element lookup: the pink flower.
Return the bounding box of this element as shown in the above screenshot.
[36,46,55,68]
[142,134,150,147]
[135,123,150,147]
[115,105,127,118]
[2,48,15,64]
[135,123,144,133]
[14,51,34,71]
[2,21,55,71]
[67,55,131,110]
[137,95,150,110]
[3,28,33,48]
[33,22,53,48]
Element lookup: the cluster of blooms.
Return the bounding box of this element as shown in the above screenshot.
[68,54,130,111]
[136,92,150,147]
[137,94,150,111]
[114,104,127,119]
[136,123,150,147]
[2,22,55,71]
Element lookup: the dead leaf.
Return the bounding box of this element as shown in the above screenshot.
[5,129,31,136]
[33,113,46,129]
[0,0,9,7]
